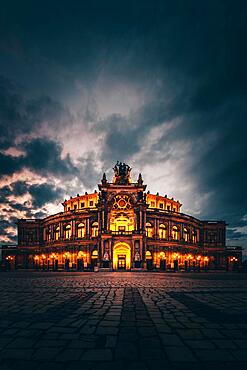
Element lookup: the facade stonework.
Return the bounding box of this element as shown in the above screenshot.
[3,163,242,271]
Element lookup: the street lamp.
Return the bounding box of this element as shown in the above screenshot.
[63,252,71,271]
[6,255,14,270]
[172,253,180,272]
[41,254,46,270]
[159,252,166,271]
[50,253,57,271]
[77,251,85,271]
[34,255,39,270]
[230,256,238,271]
[196,255,201,271]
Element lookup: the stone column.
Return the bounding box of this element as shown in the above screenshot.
[59,221,63,239]
[139,209,142,231]
[86,218,90,237]
[72,219,76,238]
[143,210,146,233]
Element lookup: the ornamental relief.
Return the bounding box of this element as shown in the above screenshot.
[112,194,132,210]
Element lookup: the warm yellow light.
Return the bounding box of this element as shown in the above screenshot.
[63,252,71,258]
[91,250,98,259]
[34,255,39,261]
[159,252,166,259]
[113,242,131,270]
[173,253,180,259]
[78,251,85,258]
[204,256,209,262]
[41,254,46,260]
[196,255,201,260]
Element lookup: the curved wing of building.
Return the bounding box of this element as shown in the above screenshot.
[9,162,241,271]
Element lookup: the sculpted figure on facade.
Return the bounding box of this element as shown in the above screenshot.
[113,161,132,184]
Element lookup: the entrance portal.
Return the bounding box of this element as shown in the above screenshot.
[117,255,126,270]
[113,242,131,270]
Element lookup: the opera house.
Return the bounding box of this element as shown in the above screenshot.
[3,162,242,271]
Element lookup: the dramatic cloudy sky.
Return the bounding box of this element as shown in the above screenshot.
[0,1,247,254]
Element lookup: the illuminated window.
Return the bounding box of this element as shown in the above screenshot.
[172,225,179,240]
[89,201,94,207]
[159,203,164,209]
[151,201,155,208]
[77,223,85,238]
[55,226,60,240]
[81,202,85,208]
[65,224,71,239]
[146,222,154,237]
[47,227,51,241]
[184,228,189,242]
[92,222,98,237]
[159,224,167,239]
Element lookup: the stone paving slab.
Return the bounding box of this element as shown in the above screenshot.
[0,271,247,369]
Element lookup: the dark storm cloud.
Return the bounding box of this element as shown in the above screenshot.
[0,76,73,149]
[0,152,22,175]
[23,138,77,177]
[0,185,11,202]
[29,183,63,208]
[0,180,64,211]
[0,137,78,177]
[227,229,247,241]
[0,219,16,243]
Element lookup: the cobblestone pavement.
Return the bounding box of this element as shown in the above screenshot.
[0,272,247,370]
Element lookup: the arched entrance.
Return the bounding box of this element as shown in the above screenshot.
[113,242,131,270]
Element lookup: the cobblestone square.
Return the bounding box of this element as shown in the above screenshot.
[0,271,247,370]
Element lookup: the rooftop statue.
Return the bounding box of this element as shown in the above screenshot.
[113,161,132,184]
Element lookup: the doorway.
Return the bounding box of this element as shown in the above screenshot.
[113,242,131,270]
[117,255,126,270]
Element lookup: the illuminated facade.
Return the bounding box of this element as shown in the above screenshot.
[4,162,242,271]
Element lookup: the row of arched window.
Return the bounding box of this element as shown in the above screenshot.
[45,221,197,242]
[46,222,99,241]
[146,223,197,242]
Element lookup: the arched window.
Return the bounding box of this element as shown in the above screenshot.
[145,250,152,259]
[146,222,154,238]
[77,223,85,238]
[91,222,98,237]
[183,228,189,242]
[55,226,60,240]
[65,224,71,239]
[192,231,197,243]
[92,250,98,258]
[47,227,51,241]
[172,225,179,240]
[159,224,167,239]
